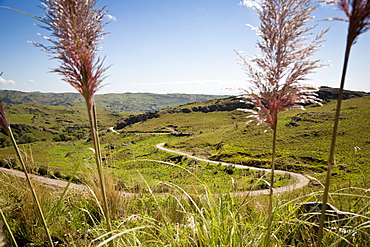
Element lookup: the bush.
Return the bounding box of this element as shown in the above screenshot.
[53,168,63,179]
[37,165,49,176]
[0,137,10,148]
[224,165,235,175]
[53,133,73,142]
[22,133,40,143]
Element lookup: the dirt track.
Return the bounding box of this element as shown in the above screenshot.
[156,143,310,196]
[0,143,310,197]
[0,167,86,191]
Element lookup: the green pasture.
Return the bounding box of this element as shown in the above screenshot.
[0,131,293,194]
[0,95,369,246]
[125,96,370,187]
[0,96,369,192]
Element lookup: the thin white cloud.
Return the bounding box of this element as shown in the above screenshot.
[239,0,262,10]
[0,77,16,85]
[132,80,202,86]
[28,80,38,84]
[125,79,247,95]
[131,80,247,94]
[24,80,38,86]
[106,14,117,21]
[132,79,245,87]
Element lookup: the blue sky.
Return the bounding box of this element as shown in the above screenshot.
[0,0,369,95]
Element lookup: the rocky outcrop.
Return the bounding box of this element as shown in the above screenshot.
[116,111,160,129]
[316,87,370,101]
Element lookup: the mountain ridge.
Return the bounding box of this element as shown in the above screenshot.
[0,90,228,113]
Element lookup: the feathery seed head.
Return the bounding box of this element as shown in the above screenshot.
[35,0,109,109]
[0,98,10,136]
[238,0,325,130]
[323,0,370,45]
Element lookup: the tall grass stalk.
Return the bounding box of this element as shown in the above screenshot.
[92,226,147,247]
[7,128,54,246]
[0,98,54,246]
[32,0,113,244]
[0,208,18,247]
[266,118,277,244]
[317,1,370,245]
[87,102,112,235]
[237,0,326,244]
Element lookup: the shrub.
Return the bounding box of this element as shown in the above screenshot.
[37,165,49,176]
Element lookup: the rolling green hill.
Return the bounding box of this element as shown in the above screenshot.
[0,103,124,146]
[0,87,369,188]
[115,87,370,129]
[121,94,370,187]
[0,90,227,113]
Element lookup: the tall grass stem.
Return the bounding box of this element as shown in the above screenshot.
[34,0,114,243]
[317,31,353,247]
[7,127,54,246]
[0,208,18,247]
[266,119,278,245]
[87,102,113,246]
[0,6,47,24]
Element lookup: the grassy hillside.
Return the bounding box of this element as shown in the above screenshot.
[0,91,369,246]
[0,90,227,113]
[115,87,370,129]
[0,100,294,194]
[0,103,124,146]
[1,92,369,188]
[122,96,370,187]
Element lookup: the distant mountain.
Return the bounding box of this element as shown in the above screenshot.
[0,90,228,113]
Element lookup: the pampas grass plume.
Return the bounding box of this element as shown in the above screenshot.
[35,0,109,108]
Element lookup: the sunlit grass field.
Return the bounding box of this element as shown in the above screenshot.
[125,96,370,187]
[0,95,369,246]
[1,96,369,190]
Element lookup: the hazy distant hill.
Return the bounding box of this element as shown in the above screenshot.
[0,90,227,113]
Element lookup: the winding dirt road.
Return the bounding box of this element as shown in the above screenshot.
[156,143,310,196]
[0,143,310,197]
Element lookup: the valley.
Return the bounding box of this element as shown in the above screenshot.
[1,88,369,191]
[0,88,369,246]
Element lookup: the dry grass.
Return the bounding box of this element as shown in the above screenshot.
[0,172,54,245]
[84,169,125,221]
